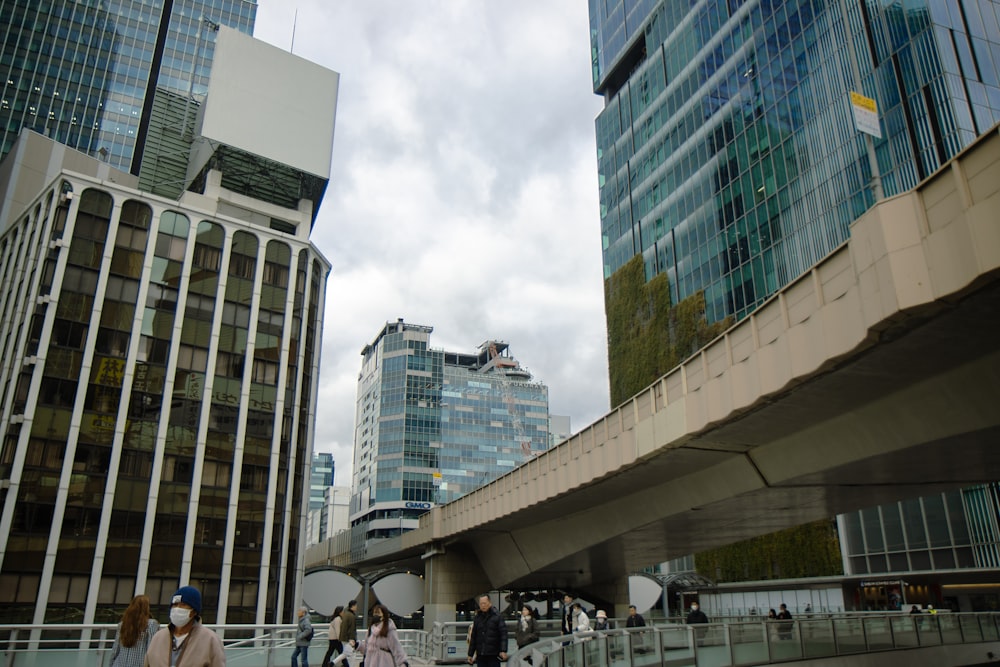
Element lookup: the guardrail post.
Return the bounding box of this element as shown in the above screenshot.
[5,629,18,667]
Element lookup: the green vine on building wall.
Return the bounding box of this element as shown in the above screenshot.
[694,519,844,582]
[604,255,730,406]
[604,256,843,581]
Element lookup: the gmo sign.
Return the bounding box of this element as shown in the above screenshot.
[405,501,433,510]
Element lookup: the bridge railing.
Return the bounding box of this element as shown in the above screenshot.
[0,624,432,667]
[504,612,1000,667]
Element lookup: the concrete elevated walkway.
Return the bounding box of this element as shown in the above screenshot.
[310,127,1000,600]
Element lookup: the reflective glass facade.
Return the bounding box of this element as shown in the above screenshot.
[591,0,1000,323]
[589,0,1000,599]
[349,321,549,559]
[0,0,256,170]
[840,484,1000,575]
[0,140,329,625]
[310,451,334,511]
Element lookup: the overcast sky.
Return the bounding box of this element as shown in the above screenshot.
[252,2,610,486]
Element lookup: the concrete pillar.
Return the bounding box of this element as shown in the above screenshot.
[587,576,631,619]
[423,545,491,630]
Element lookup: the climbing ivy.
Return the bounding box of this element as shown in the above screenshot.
[604,255,730,406]
[694,519,844,582]
[604,256,844,582]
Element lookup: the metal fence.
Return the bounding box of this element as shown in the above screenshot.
[0,624,431,667]
[3,613,999,667]
[504,612,1000,667]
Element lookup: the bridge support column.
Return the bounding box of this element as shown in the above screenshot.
[423,545,490,630]
[588,576,631,619]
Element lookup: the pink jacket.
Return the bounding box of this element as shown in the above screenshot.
[360,621,407,667]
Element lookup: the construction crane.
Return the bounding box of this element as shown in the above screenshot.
[487,342,536,459]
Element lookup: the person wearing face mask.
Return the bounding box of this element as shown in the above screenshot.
[685,603,708,624]
[144,585,225,666]
[359,605,408,667]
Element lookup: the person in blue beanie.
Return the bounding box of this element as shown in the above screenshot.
[145,584,225,666]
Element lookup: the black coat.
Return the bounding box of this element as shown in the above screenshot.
[686,609,708,624]
[468,607,508,658]
[515,615,539,648]
[625,614,645,628]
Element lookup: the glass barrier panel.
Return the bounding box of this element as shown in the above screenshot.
[729,622,769,665]
[658,626,692,665]
[889,615,920,648]
[767,620,802,663]
[629,628,661,667]
[959,614,983,642]
[833,617,867,655]
[939,615,964,644]
[562,639,585,667]
[800,618,836,659]
[606,632,631,667]
[583,635,607,667]
[915,615,942,646]
[981,615,1000,642]
[861,615,893,651]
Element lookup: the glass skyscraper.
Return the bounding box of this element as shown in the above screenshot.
[591,0,1000,322]
[590,0,1000,609]
[0,0,256,171]
[310,451,334,512]
[349,320,550,560]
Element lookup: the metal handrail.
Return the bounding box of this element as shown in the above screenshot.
[502,612,1000,667]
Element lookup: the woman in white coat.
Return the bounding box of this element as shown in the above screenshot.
[573,604,591,633]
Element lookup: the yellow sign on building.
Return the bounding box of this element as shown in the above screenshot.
[850,91,881,138]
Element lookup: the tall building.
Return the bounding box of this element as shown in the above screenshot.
[310,451,335,512]
[0,0,256,171]
[350,319,550,560]
[592,0,1000,323]
[0,26,337,625]
[589,0,1000,609]
[308,484,350,546]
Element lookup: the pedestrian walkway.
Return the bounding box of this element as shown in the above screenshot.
[2,613,998,666]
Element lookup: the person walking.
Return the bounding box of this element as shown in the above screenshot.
[467,594,508,667]
[144,585,225,667]
[292,606,314,667]
[109,594,159,667]
[625,605,645,628]
[593,610,611,631]
[776,603,793,640]
[515,605,539,650]
[572,604,591,633]
[685,603,708,624]
[359,605,408,667]
[332,600,358,667]
[321,606,344,667]
[561,594,575,635]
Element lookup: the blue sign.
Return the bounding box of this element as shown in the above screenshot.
[405,501,432,510]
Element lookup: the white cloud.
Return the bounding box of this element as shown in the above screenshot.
[254,0,609,486]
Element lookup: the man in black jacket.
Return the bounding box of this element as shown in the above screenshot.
[625,605,645,627]
[468,594,508,667]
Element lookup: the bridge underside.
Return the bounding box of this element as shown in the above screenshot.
[495,281,1000,587]
[463,277,1000,588]
[352,275,1000,591]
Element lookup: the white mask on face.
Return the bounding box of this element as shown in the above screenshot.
[170,607,192,627]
